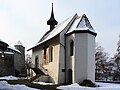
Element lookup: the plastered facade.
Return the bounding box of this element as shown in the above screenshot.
[30,13,97,84]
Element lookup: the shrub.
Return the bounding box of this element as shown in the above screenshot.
[79,79,97,87]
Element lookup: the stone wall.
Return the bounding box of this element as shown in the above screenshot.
[14,45,26,75]
[0,53,15,76]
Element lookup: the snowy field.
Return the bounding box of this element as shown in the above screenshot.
[1,76,120,90]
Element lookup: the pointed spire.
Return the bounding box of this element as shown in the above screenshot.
[16,41,23,46]
[47,3,58,31]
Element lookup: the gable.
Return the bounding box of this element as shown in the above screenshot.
[28,13,97,51]
[28,14,78,50]
[66,14,97,36]
[36,14,77,46]
[77,14,93,30]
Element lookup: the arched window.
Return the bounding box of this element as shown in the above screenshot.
[70,40,74,56]
[42,45,49,65]
[44,48,46,59]
[49,46,53,62]
[35,56,39,68]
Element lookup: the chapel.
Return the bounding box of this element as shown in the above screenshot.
[28,3,97,84]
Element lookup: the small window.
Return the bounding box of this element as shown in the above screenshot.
[49,46,53,62]
[43,48,46,59]
[35,56,39,68]
[43,46,49,65]
[70,40,74,56]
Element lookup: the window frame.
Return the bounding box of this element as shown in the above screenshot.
[70,40,74,56]
[49,46,53,62]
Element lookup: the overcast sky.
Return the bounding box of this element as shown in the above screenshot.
[0,0,120,56]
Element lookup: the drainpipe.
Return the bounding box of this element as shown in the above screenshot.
[64,34,67,84]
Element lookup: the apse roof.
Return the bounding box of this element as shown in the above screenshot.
[66,14,96,34]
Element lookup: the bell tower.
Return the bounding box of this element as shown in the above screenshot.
[47,3,58,31]
[14,41,26,75]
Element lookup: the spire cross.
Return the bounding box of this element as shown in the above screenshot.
[52,3,53,8]
[47,3,58,30]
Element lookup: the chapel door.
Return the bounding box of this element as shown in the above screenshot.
[67,69,73,84]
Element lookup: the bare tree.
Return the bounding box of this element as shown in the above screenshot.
[113,34,120,80]
[25,54,32,77]
[95,43,109,80]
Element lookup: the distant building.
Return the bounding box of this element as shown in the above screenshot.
[28,3,97,84]
[0,40,26,76]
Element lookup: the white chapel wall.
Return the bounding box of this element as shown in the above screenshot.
[43,43,60,83]
[66,34,75,83]
[32,48,42,68]
[74,33,95,83]
[75,33,88,83]
[87,33,95,82]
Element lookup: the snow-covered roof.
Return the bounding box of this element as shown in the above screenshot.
[0,51,14,55]
[28,14,77,50]
[8,46,21,54]
[0,39,8,46]
[28,13,97,50]
[4,51,14,55]
[66,14,96,35]
[37,14,77,45]
[0,39,21,53]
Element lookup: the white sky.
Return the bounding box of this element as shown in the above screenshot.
[0,0,120,57]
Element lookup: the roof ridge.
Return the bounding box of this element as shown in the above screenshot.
[28,14,77,51]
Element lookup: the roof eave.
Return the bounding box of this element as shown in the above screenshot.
[65,29,97,37]
[28,14,78,51]
[27,34,60,51]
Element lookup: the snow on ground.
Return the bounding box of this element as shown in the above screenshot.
[0,76,18,80]
[96,82,120,87]
[0,76,40,90]
[1,76,120,90]
[0,81,40,90]
[33,81,55,85]
[57,82,120,90]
